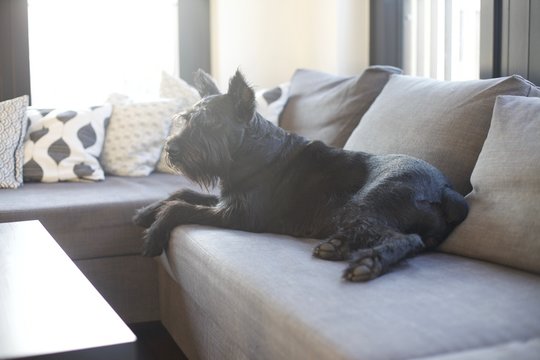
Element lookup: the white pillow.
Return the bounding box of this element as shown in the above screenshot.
[155,72,201,174]
[160,71,200,106]
[101,97,182,176]
[0,95,29,188]
[23,104,112,182]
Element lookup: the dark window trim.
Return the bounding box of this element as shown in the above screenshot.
[178,0,211,85]
[480,0,502,78]
[0,0,31,102]
[369,0,403,68]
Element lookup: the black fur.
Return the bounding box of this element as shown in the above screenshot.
[134,69,469,281]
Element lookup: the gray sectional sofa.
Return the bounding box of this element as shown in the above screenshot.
[2,67,540,360]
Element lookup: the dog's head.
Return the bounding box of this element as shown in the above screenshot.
[165,69,256,188]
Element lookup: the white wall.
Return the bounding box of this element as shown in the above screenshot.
[210,0,370,90]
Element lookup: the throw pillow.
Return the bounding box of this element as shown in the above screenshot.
[0,95,29,188]
[101,97,182,176]
[155,72,201,174]
[440,95,540,274]
[256,83,290,126]
[23,104,112,182]
[159,71,200,106]
[279,65,402,148]
[344,74,540,195]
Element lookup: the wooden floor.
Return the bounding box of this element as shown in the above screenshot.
[130,321,188,360]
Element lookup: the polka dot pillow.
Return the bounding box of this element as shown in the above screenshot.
[23,105,112,182]
[255,83,290,126]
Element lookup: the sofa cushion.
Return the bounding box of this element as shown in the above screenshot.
[414,338,540,360]
[0,95,28,189]
[161,225,540,360]
[101,98,182,176]
[344,75,540,195]
[0,173,198,260]
[280,66,402,148]
[440,96,540,274]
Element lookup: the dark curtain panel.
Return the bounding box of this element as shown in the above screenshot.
[0,0,31,102]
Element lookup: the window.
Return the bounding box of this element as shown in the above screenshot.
[402,0,481,80]
[27,0,179,107]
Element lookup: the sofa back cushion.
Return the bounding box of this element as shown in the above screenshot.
[344,74,539,195]
[280,66,402,148]
[440,95,540,273]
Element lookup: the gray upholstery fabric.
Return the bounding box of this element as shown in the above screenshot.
[0,173,198,259]
[344,75,539,195]
[280,66,402,147]
[441,96,540,273]
[161,225,540,360]
[414,338,540,360]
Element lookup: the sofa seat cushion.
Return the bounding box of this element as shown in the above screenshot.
[0,173,198,260]
[414,338,540,360]
[161,225,540,360]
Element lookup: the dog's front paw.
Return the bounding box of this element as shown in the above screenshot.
[141,226,167,257]
[343,249,383,282]
[313,238,350,260]
[133,204,160,228]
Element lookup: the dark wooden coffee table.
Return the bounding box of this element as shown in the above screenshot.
[0,220,136,359]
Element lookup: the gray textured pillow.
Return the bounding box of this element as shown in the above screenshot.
[102,97,182,176]
[279,66,402,148]
[0,95,29,188]
[156,72,200,174]
[344,75,540,195]
[440,96,540,273]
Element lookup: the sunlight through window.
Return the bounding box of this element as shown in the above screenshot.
[28,0,179,107]
[403,0,481,80]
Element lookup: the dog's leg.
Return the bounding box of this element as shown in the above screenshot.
[312,217,391,261]
[142,200,227,257]
[343,233,425,282]
[133,190,219,228]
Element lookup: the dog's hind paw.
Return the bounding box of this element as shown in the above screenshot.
[313,238,350,260]
[343,249,383,282]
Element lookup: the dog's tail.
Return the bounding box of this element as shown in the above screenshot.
[441,186,469,227]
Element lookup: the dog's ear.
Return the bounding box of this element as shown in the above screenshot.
[193,69,221,97]
[227,70,255,123]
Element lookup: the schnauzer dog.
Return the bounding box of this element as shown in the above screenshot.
[134,69,468,281]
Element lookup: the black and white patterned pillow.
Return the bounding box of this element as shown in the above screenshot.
[23,105,112,182]
[255,83,290,126]
[0,95,29,188]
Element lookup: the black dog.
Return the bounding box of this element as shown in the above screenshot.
[134,69,468,281]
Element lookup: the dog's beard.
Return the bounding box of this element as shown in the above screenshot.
[166,134,232,190]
